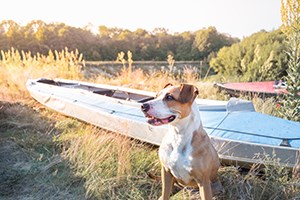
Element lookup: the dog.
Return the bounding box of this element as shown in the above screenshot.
[141,83,220,200]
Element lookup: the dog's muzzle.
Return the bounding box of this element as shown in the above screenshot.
[141,103,176,126]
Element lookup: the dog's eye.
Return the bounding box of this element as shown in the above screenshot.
[165,94,174,101]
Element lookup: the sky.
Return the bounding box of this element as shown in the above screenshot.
[1,0,282,38]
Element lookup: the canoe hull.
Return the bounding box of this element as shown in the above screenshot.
[27,78,300,169]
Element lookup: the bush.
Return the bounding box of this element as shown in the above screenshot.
[210,30,288,82]
[277,28,300,122]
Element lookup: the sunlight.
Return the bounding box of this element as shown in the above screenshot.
[1,0,281,38]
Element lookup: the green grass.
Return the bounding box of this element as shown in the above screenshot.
[0,101,88,200]
[1,49,300,199]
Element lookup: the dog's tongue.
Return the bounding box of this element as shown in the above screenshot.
[148,118,168,126]
[147,116,175,126]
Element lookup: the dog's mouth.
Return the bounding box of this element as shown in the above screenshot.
[144,113,176,126]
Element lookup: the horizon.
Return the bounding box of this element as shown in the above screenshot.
[1,19,279,39]
[1,0,281,39]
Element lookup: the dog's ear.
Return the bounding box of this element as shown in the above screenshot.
[178,84,198,103]
[163,83,173,89]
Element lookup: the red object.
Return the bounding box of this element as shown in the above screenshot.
[216,81,288,97]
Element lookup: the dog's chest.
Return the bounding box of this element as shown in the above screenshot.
[159,132,193,183]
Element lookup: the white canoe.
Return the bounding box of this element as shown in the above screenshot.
[26,78,300,169]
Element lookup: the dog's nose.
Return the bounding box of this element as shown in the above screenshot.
[141,103,150,112]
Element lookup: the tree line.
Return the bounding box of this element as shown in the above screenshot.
[0,20,238,61]
[0,20,289,82]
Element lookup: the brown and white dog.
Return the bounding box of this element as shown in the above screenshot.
[141,83,220,200]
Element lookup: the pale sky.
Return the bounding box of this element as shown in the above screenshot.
[1,0,281,38]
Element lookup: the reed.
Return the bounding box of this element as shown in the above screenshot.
[0,47,83,100]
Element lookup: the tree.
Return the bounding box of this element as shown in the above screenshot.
[0,20,22,49]
[0,20,239,61]
[281,0,300,35]
[278,0,300,121]
[175,32,195,60]
[193,26,238,60]
[209,30,287,81]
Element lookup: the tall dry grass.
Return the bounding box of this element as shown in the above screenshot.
[0,47,225,101]
[0,47,83,100]
[55,120,161,199]
[1,48,299,199]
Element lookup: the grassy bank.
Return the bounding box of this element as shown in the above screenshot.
[1,49,299,199]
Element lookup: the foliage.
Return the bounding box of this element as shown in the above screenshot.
[277,29,300,121]
[278,0,300,122]
[193,26,239,59]
[209,30,288,82]
[0,20,238,61]
[281,0,300,35]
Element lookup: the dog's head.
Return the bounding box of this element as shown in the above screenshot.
[141,83,199,126]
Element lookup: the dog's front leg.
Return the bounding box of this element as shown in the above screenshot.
[159,166,174,200]
[197,178,213,200]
